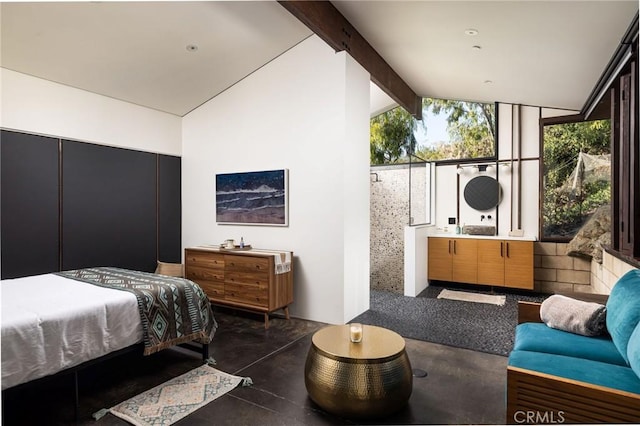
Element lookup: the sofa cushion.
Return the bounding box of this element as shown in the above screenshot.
[514,322,626,366]
[606,269,640,365]
[629,323,640,378]
[508,350,640,395]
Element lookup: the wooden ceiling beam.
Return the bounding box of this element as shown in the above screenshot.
[279,1,422,119]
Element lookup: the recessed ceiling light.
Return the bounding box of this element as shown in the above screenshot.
[472,45,482,51]
[484,80,493,84]
[464,29,479,36]
[186,44,198,52]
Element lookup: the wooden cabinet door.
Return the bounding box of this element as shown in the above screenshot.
[452,239,478,284]
[505,241,534,289]
[477,240,505,286]
[428,238,452,281]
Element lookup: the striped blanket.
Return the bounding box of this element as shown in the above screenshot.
[57,267,217,355]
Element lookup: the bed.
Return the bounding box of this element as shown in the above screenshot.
[1,267,217,390]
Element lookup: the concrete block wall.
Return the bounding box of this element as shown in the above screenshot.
[534,242,592,293]
[591,250,639,294]
[535,241,638,295]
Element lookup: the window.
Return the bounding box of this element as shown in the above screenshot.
[370,98,496,165]
[417,98,496,162]
[540,116,611,241]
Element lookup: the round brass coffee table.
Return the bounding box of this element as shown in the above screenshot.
[304,324,412,419]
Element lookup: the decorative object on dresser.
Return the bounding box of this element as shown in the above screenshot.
[215,169,288,226]
[185,246,293,328]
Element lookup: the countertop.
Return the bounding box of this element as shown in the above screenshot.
[427,232,537,241]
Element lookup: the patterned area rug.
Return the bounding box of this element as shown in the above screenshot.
[109,365,251,426]
[437,289,506,306]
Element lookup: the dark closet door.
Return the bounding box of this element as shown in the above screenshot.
[1,130,60,279]
[62,140,157,272]
[158,155,181,263]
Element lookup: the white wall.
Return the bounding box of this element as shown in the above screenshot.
[342,55,371,322]
[404,224,430,296]
[181,36,370,325]
[0,68,181,155]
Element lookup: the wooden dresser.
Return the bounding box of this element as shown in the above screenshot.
[184,246,293,328]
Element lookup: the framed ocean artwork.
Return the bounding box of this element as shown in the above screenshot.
[215,169,288,226]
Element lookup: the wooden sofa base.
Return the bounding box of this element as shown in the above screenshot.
[507,366,640,424]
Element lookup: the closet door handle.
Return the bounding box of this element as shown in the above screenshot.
[448,240,452,254]
[500,242,504,257]
[506,242,510,258]
[453,240,457,255]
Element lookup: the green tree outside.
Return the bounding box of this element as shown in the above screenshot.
[370,107,418,164]
[369,98,496,164]
[542,120,611,239]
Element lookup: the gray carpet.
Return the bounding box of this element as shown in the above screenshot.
[350,285,546,356]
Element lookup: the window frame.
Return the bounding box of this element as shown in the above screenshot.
[538,114,611,243]
[610,56,639,261]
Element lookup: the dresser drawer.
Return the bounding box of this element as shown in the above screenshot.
[224,283,268,307]
[197,280,224,299]
[225,271,268,287]
[224,255,269,273]
[186,265,224,282]
[185,250,224,269]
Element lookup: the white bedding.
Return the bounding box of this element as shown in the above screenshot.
[1,273,143,390]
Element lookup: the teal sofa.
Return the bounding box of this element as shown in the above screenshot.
[507,269,640,424]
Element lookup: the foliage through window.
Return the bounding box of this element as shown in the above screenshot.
[370,98,496,164]
[541,118,611,240]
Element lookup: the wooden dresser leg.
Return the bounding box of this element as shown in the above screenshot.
[264,313,270,329]
[284,306,290,320]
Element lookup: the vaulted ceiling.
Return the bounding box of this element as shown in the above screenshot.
[1,1,637,117]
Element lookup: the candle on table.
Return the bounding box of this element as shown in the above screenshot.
[350,323,363,343]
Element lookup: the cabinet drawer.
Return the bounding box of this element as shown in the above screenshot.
[197,280,225,298]
[224,255,269,273]
[225,271,268,287]
[186,265,224,282]
[225,283,268,307]
[185,250,224,269]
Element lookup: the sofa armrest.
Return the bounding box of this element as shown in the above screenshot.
[507,366,640,424]
[517,301,542,324]
[557,291,609,305]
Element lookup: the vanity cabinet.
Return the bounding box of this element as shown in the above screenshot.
[428,237,533,290]
[185,247,293,328]
[428,238,478,284]
[477,240,534,289]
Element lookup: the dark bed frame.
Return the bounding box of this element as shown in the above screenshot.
[1,340,209,422]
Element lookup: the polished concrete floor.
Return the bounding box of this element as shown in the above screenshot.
[2,308,509,425]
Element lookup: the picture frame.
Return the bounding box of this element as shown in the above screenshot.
[215,169,288,226]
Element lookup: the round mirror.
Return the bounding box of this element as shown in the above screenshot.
[464,176,502,211]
